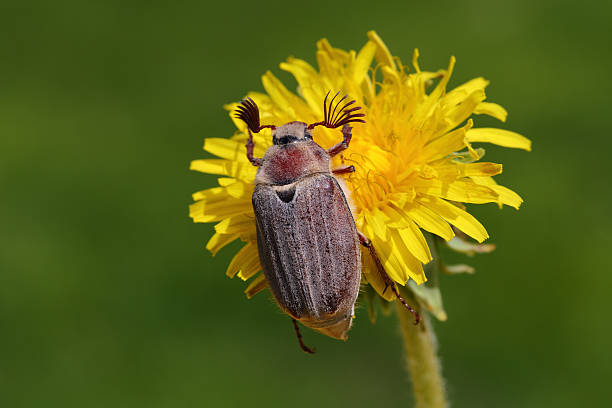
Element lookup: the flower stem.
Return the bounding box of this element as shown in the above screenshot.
[396,301,447,408]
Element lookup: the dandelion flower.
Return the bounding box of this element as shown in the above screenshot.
[189,30,530,325]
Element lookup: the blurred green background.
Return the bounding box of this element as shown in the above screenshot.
[1,0,610,407]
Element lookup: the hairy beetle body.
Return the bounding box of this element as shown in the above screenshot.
[234,94,419,352]
[253,172,360,340]
[255,124,330,186]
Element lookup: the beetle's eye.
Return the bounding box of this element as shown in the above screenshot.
[275,135,299,145]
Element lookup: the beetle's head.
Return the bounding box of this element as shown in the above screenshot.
[272,121,313,145]
[234,92,364,143]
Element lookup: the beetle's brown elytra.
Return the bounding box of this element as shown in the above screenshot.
[235,92,419,353]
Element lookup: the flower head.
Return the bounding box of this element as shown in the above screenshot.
[189,31,530,313]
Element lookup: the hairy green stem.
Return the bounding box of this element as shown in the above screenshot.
[396,301,447,408]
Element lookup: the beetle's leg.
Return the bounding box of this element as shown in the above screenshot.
[327,124,353,157]
[291,319,315,354]
[357,231,421,325]
[246,128,262,167]
[332,165,355,175]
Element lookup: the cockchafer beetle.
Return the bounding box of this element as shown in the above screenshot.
[235,93,419,353]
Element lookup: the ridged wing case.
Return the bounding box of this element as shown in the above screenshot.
[253,174,361,339]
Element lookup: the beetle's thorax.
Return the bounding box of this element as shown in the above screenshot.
[255,121,330,186]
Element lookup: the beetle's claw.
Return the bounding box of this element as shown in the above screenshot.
[291,319,316,355]
[392,285,421,325]
[300,343,316,354]
[410,307,421,325]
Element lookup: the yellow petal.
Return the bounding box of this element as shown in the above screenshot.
[280,58,325,114]
[443,77,489,106]
[404,202,455,241]
[466,128,532,151]
[352,40,377,83]
[471,176,523,209]
[206,232,239,256]
[412,48,421,72]
[396,219,432,264]
[189,197,252,223]
[381,205,406,229]
[217,177,236,186]
[410,56,455,127]
[434,162,503,180]
[381,246,410,284]
[190,159,227,176]
[214,214,255,234]
[239,228,258,243]
[413,178,499,204]
[441,89,486,134]
[363,224,407,284]
[192,186,227,202]
[367,30,396,70]
[237,254,261,281]
[201,159,255,182]
[418,196,489,242]
[224,180,251,199]
[226,242,258,278]
[245,273,268,299]
[203,138,247,162]
[474,102,507,122]
[317,38,350,65]
[364,209,389,241]
[261,71,306,118]
[365,223,426,285]
[315,40,345,92]
[420,119,472,161]
[389,230,427,284]
[461,162,503,177]
[280,57,319,87]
